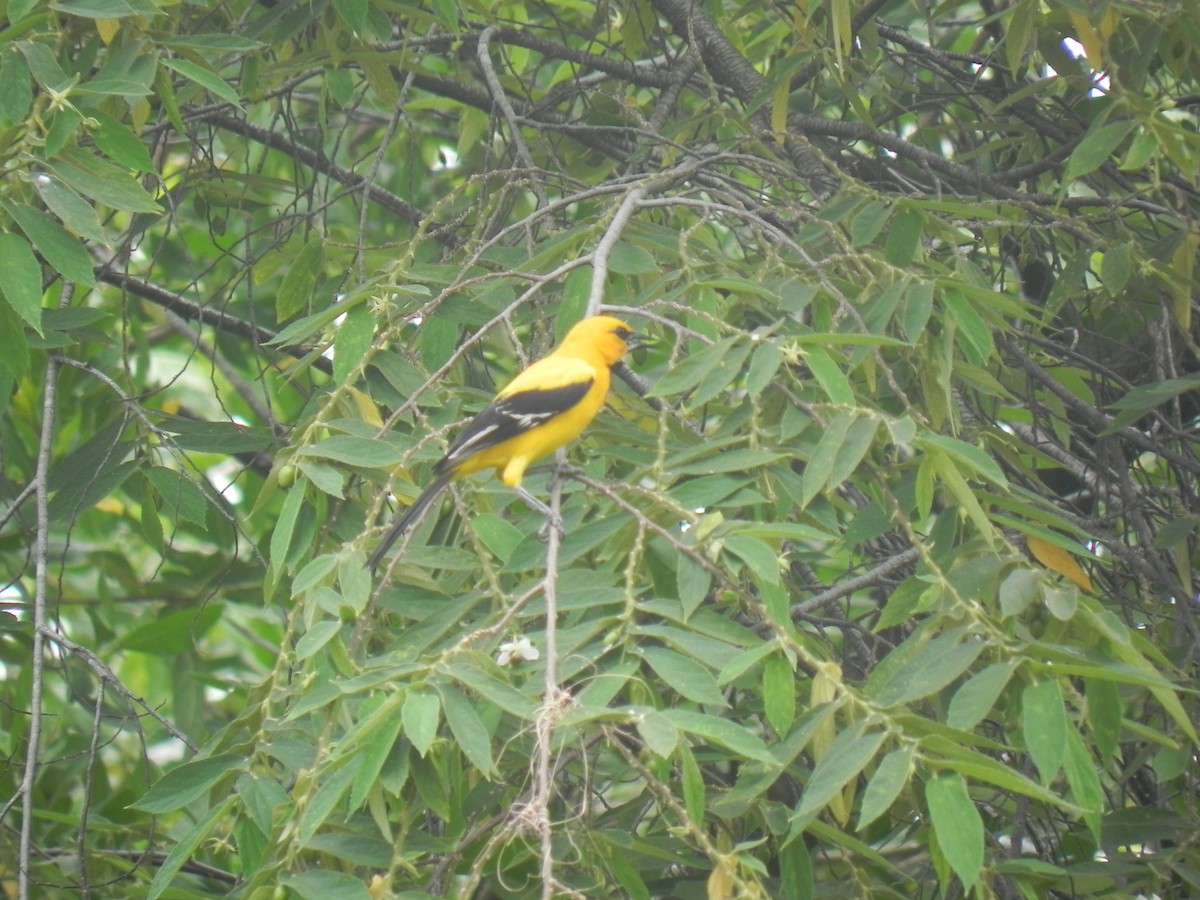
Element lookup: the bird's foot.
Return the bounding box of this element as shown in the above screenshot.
[537,512,566,542]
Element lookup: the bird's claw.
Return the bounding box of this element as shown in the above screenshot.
[537,513,566,542]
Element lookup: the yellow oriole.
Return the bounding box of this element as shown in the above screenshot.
[369,314,643,570]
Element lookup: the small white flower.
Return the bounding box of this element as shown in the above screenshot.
[497,636,540,666]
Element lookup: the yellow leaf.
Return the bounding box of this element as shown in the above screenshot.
[771,76,790,146]
[344,385,383,428]
[1097,7,1119,40]
[809,662,841,760]
[830,0,851,67]
[96,19,120,44]
[96,496,125,515]
[1169,230,1198,334]
[1067,12,1103,67]
[1027,536,1094,593]
[707,862,733,900]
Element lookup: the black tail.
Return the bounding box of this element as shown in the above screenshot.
[368,471,453,572]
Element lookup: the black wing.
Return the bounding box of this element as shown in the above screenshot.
[438,379,593,472]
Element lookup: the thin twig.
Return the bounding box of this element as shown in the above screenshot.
[18,350,60,900]
[535,462,565,899]
[790,547,920,617]
[38,627,198,752]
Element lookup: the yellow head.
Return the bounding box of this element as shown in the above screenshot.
[557,315,643,366]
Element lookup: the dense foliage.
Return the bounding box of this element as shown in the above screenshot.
[2,0,1199,896]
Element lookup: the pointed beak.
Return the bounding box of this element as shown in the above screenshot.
[626,330,651,352]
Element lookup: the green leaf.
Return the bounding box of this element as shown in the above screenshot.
[928,449,994,539]
[276,237,325,321]
[418,314,458,370]
[923,735,1068,806]
[332,303,375,383]
[34,174,109,246]
[802,345,853,405]
[402,689,441,758]
[723,533,780,585]
[1063,726,1103,842]
[801,412,853,506]
[998,566,1040,618]
[52,0,159,18]
[1022,678,1067,784]
[0,232,44,334]
[144,466,210,527]
[130,754,244,812]
[660,709,776,764]
[716,640,777,687]
[297,757,362,842]
[866,631,984,707]
[297,460,345,497]
[46,148,161,213]
[349,710,405,811]
[0,48,32,122]
[269,480,306,574]
[884,209,923,266]
[849,200,892,247]
[145,796,236,900]
[1105,637,1198,743]
[119,602,223,654]
[690,336,754,406]
[947,661,1019,730]
[917,433,1007,487]
[295,618,341,660]
[88,110,156,172]
[636,709,680,757]
[858,746,913,830]
[156,416,275,452]
[669,446,786,476]
[1064,119,1136,183]
[17,40,70,91]
[440,684,495,776]
[639,647,728,708]
[647,335,742,400]
[1100,242,1132,295]
[331,0,368,33]
[901,280,934,341]
[0,297,30,379]
[467,513,520,562]
[153,65,186,134]
[609,241,659,275]
[678,741,705,826]
[281,870,372,900]
[298,435,406,468]
[941,287,994,366]
[164,34,266,52]
[926,772,983,890]
[744,339,784,398]
[874,578,928,632]
[445,664,537,718]
[162,57,243,108]
[827,415,877,491]
[795,722,885,820]
[292,554,337,596]
[1085,677,1121,766]
[2,201,95,287]
[1104,373,1200,433]
[762,653,796,735]
[676,554,712,620]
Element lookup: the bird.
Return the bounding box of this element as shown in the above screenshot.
[369,314,644,571]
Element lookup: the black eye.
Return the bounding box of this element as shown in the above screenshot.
[614,327,631,340]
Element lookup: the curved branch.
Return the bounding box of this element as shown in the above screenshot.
[649,0,839,197]
[97,269,334,376]
[198,110,463,248]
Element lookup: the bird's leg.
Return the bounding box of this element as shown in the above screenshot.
[513,485,565,541]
